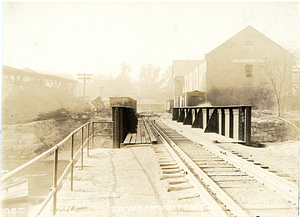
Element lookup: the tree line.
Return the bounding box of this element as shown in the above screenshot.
[107,63,174,102]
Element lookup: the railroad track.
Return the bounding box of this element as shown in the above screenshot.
[147,117,298,217]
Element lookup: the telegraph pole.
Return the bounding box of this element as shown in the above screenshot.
[77,73,93,100]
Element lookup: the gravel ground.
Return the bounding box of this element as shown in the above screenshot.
[160,117,299,184]
[217,140,299,182]
[159,117,299,216]
[39,146,211,217]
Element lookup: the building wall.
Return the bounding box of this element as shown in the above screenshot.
[184,61,206,94]
[174,26,293,108]
[138,104,165,113]
[174,77,184,96]
[166,100,174,111]
[205,26,293,93]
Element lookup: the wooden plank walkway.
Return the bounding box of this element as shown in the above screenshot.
[122,118,157,145]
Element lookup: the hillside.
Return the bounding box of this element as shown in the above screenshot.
[2,82,90,124]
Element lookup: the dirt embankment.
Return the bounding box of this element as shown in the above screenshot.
[2,81,90,124]
[1,80,98,170]
[1,118,90,170]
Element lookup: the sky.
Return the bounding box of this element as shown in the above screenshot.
[2,2,300,81]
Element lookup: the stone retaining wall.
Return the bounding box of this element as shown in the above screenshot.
[1,120,57,162]
[251,119,299,143]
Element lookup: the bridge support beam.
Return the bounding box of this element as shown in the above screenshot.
[172,108,179,120]
[112,107,121,148]
[224,109,230,137]
[172,106,252,145]
[238,107,245,141]
[177,109,185,122]
[192,109,203,128]
[233,109,239,140]
[202,109,207,129]
[183,109,192,125]
[217,109,222,136]
[246,107,251,146]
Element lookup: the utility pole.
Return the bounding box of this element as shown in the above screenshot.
[77,73,93,100]
[97,87,105,99]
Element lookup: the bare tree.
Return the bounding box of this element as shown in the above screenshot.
[138,64,161,100]
[159,65,174,99]
[257,47,298,117]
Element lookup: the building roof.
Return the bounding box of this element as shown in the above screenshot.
[172,60,205,78]
[206,25,289,57]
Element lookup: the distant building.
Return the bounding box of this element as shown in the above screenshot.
[137,99,165,113]
[173,26,294,107]
[166,99,174,112]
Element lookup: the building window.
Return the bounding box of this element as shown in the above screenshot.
[245,41,254,47]
[245,64,253,77]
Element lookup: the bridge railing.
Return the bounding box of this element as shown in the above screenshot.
[172,106,252,145]
[1,120,113,217]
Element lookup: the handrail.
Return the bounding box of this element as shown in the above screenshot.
[1,145,59,183]
[1,120,114,217]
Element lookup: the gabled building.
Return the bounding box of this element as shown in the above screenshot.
[172,60,206,107]
[173,26,294,108]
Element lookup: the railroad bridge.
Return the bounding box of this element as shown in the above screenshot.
[2,65,77,95]
[1,97,298,217]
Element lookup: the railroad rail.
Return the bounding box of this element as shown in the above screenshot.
[149,117,298,217]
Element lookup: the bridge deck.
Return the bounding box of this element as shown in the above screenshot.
[122,118,157,145]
